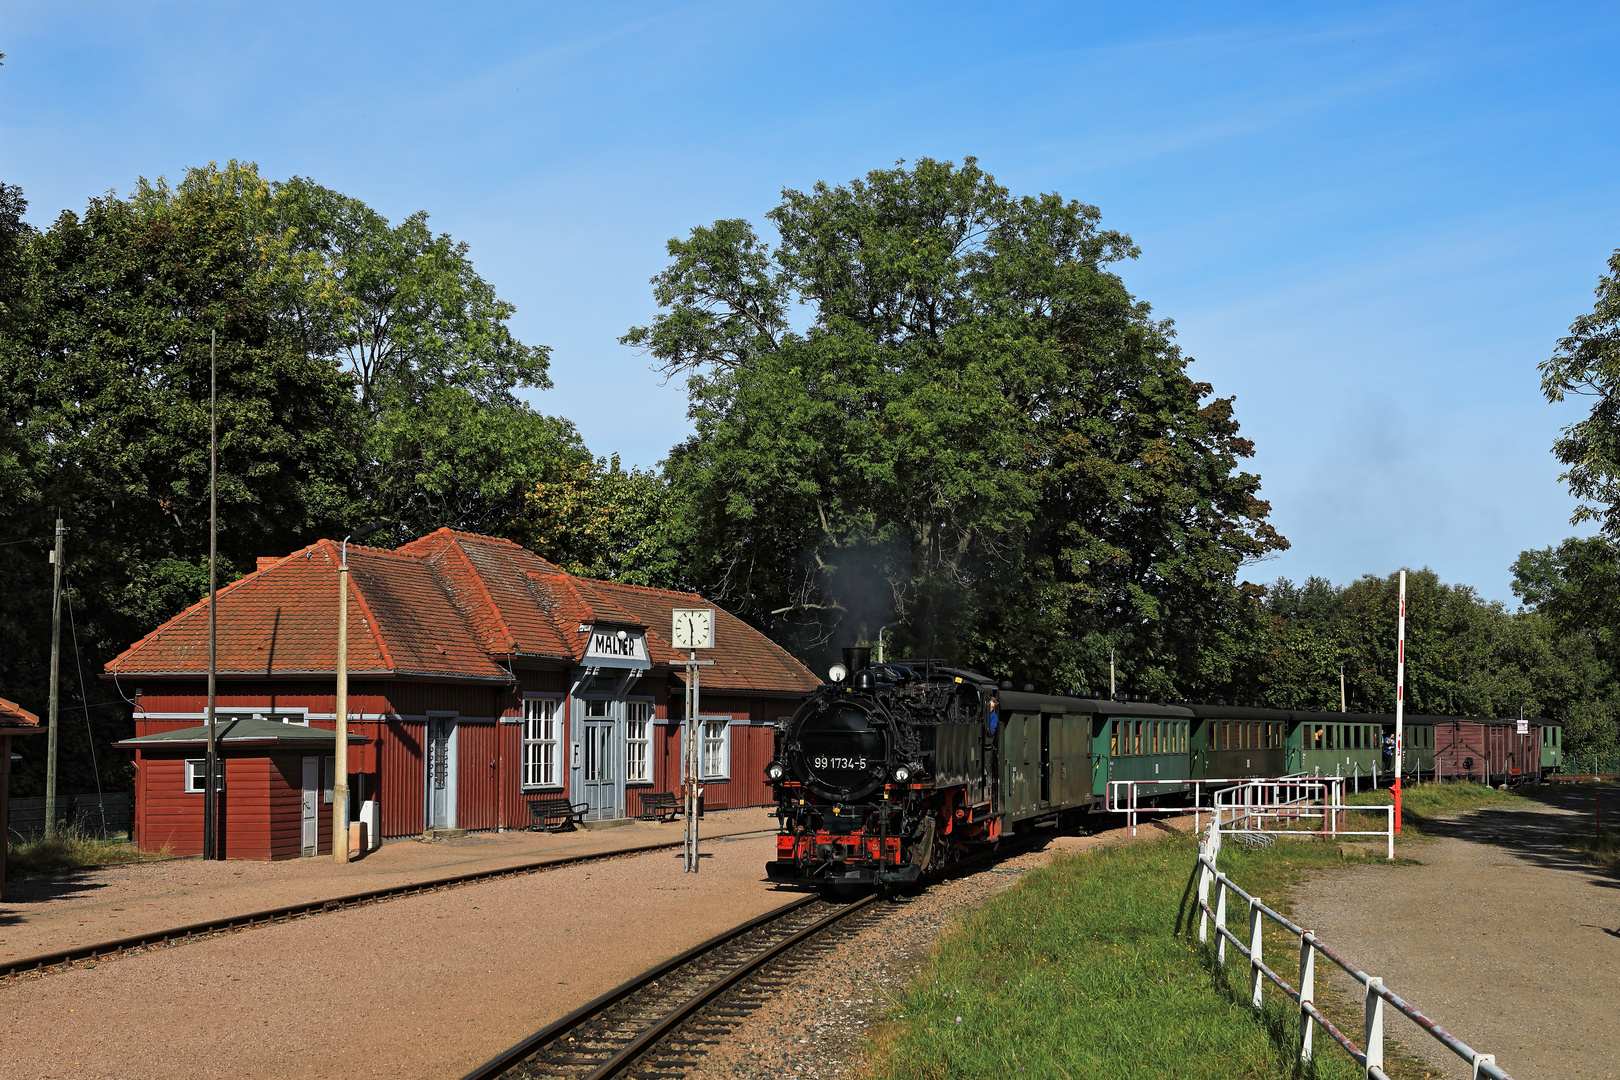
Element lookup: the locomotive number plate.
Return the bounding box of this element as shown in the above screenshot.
[815,756,868,769]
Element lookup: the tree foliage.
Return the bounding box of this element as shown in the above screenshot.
[1541,248,1620,536]
[0,165,583,797]
[626,158,1286,688]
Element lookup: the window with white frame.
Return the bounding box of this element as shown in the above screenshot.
[184,759,224,793]
[626,702,652,783]
[701,718,729,779]
[522,697,561,788]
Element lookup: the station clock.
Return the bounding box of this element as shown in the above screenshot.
[671,608,715,650]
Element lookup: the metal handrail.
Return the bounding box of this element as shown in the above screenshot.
[1192,821,1512,1080]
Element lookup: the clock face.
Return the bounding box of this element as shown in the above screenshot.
[672,608,714,649]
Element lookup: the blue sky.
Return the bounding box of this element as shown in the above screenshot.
[4,1,1618,602]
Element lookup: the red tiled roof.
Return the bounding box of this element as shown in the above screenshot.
[0,697,42,730]
[106,539,508,682]
[107,528,817,696]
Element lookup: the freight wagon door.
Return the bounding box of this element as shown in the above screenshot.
[301,756,318,856]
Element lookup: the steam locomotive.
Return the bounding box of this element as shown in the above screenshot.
[763,648,1093,888]
[762,647,1564,888]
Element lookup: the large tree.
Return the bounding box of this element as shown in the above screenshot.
[624,158,1285,689]
[0,164,578,797]
[1541,248,1620,535]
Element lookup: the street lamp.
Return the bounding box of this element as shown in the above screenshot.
[334,520,385,865]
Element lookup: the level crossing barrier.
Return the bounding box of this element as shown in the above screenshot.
[1191,820,1512,1079]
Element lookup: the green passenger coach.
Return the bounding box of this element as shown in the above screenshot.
[1087,700,1196,802]
[1187,704,1289,781]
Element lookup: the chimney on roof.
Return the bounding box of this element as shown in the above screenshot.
[257,557,280,572]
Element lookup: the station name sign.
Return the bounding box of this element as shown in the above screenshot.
[584,625,651,670]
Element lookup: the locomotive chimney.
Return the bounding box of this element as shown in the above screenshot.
[842,645,872,673]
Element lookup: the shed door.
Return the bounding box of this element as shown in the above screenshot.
[301,756,318,857]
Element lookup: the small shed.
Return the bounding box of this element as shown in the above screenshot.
[0,698,46,895]
[117,717,369,860]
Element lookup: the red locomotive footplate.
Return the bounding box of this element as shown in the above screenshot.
[777,832,903,863]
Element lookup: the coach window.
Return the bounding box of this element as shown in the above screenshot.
[1109,721,1119,756]
[626,701,652,784]
[522,697,562,788]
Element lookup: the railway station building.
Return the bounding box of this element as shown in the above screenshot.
[106,528,817,857]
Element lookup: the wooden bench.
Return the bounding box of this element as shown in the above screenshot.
[527,796,589,832]
[635,791,681,823]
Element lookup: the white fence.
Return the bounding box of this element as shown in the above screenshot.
[1213,779,1394,860]
[1107,776,1395,857]
[1193,821,1512,1080]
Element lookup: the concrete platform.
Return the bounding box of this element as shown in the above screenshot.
[0,807,777,964]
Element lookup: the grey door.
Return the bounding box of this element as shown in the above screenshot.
[426,718,455,829]
[582,721,619,821]
[301,756,318,856]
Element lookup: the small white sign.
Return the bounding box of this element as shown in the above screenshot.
[1517,718,1529,735]
[583,625,651,669]
[672,608,715,650]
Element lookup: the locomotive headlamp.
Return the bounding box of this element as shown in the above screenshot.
[891,765,911,783]
[828,663,849,684]
[765,761,785,781]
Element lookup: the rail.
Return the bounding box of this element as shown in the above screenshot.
[1191,821,1512,1079]
[461,894,879,1079]
[1105,778,1226,836]
[1213,779,1394,859]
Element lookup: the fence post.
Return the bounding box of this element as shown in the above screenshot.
[1197,819,1216,944]
[1298,934,1316,1063]
[1364,977,1385,1076]
[1215,877,1229,964]
[1386,806,1394,860]
[1248,897,1264,1008]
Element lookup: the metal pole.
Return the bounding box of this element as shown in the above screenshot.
[333,541,350,864]
[1339,662,1346,713]
[1394,570,1405,834]
[684,650,699,872]
[1110,648,1115,698]
[44,517,64,841]
[204,331,219,861]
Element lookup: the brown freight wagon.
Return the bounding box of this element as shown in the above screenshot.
[1431,716,1545,785]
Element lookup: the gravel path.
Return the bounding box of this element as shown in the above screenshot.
[1293,785,1620,1080]
[0,828,792,1080]
[0,809,774,964]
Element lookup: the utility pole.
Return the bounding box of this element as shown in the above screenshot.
[1110,648,1116,699]
[204,331,219,861]
[334,540,349,865]
[1339,662,1347,713]
[335,521,383,864]
[44,517,64,840]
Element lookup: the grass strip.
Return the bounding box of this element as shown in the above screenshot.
[870,784,1516,1079]
[7,829,166,876]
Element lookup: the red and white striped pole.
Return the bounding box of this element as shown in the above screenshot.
[1394,570,1405,834]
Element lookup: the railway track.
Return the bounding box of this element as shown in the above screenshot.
[1,833,771,983]
[461,893,886,1080]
